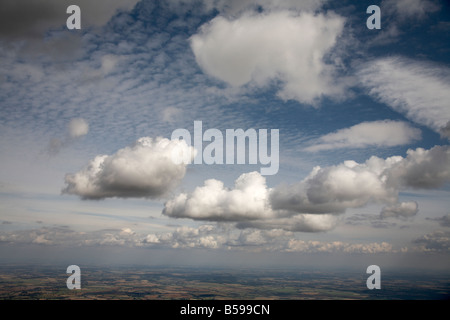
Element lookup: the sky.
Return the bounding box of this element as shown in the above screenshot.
[0,0,450,272]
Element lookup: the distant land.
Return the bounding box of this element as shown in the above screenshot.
[0,264,448,300]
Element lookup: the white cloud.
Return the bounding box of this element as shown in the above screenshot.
[387,145,450,189]
[305,120,421,152]
[163,171,273,221]
[63,137,195,199]
[163,145,450,231]
[380,201,419,219]
[190,10,346,105]
[68,118,89,138]
[357,57,450,136]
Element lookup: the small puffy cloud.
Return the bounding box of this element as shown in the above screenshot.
[305,120,421,152]
[163,171,273,221]
[357,57,450,136]
[190,10,346,105]
[68,118,89,139]
[63,137,195,199]
[380,201,419,219]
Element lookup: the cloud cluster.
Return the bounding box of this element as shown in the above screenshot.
[63,137,195,199]
[357,57,450,137]
[144,225,224,249]
[68,118,89,138]
[0,225,399,254]
[305,120,421,152]
[413,230,450,252]
[163,145,450,231]
[163,172,273,221]
[190,10,346,105]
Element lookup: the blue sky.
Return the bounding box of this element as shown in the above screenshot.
[0,0,450,270]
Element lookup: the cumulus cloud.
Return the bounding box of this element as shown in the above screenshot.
[163,145,450,231]
[357,57,450,136]
[305,120,421,152]
[68,118,89,138]
[380,201,419,219]
[387,145,450,189]
[273,145,450,214]
[163,171,273,222]
[190,10,347,105]
[163,171,341,232]
[63,137,195,199]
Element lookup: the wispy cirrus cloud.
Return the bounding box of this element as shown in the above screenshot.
[304,120,421,152]
[357,57,450,138]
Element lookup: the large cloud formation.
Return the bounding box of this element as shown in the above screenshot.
[190,10,346,105]
[63,137,194,199]
[163,145,450,232]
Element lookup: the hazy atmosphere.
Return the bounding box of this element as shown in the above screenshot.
[1,0,450,274]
